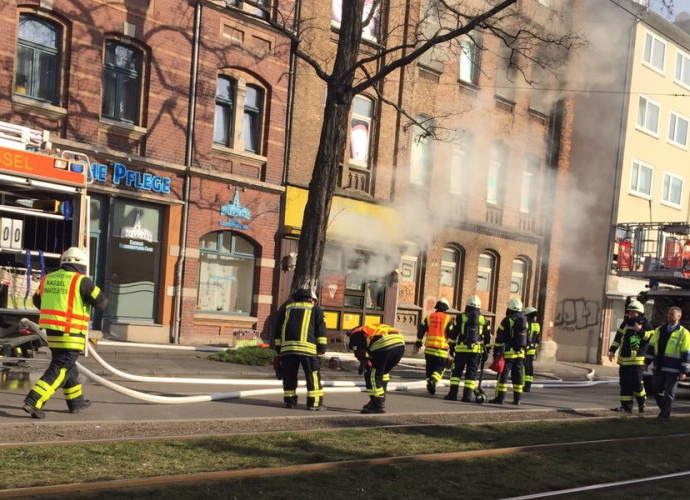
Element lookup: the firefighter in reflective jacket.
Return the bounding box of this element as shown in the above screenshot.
[274,288,327,410]
[444,295,491,402]
[489,298,527,405]
[608,300,654,414]
[22,247,107,419]
[348,323,405,414]
[523,307,541,392]
[415,298,454,395]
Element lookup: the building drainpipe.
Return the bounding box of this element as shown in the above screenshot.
[281,0,301,186]
[172,0,202,344]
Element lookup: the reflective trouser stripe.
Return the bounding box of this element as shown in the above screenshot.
[367,368,384,397]
[63,384,83,400]
[32,368,67,409]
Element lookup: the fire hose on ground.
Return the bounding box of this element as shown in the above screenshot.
[75,342,615,404]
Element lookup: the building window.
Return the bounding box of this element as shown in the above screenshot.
[476,252,496,312]
[197,231,256,314]
[643,31,665,73]
[225,0,269,19]
[510,258,529,304]
[487,142,507,205]
[349,95,373,166]
[102,40,142,124]
[409,117,434,187]
[244,85,263,154]
[636,96,660,136]
[520,155,539,213]
[668,111,689,149]
[674,50,690,88]
[214,76,235,146]
[398,241,421,306]
[662,172,683,207]
[495,44,518,103]
[15,14,61,104]
[630,160,653,198]
[450,130,473,196]
[439,247,463,308]
[332,0,380,41]
[459,35,481,86]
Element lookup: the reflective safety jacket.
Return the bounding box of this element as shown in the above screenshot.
[449,312,490,354]
[494,314,527,359]
[275,300,327,356]
[416,311,453,357]
[526,321,541,356]
[349,323,405,360]
[609,316,654,366]
[36,269,103,351]
[647,324,690,375]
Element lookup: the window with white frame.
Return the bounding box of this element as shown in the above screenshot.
[630,160,653,198]
[662,172,683,207]
[243,85,263,154]
[459,35,481,86]
[510,258,528,302]
[197,231,256,314]
[16,14,62,105]
[636,95,660,135]
[409,117,434,187]
[487,142,506,205]
[643,31,665,73]
[332,0,379,41]
[439,246,463,309]
[213,75,265,154]
[102,40,143,124]
[349,95,373,165]
[520,155,539,213]
[675,50,690,88]
[214,76,235,146]
[668,111,689,148]
[225,0,269,19]
[476,252,496,312]
[449,129,473,196]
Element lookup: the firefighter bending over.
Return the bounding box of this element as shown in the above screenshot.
[489,298,527,405]
[444,295,491,402]
[415,298,454,395]
[274,288,327,410]
[348,323,405,414]
[523,306,541,392]
[608,300,654,414]
[22,247,107,419]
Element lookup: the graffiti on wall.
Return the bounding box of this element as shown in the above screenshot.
[554,298,600,330]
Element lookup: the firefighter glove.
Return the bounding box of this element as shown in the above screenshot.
[414,340,423,349]
[317,344,327,355]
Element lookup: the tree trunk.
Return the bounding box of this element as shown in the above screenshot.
[290,0,366,294]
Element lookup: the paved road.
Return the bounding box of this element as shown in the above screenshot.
[2,342,690,442]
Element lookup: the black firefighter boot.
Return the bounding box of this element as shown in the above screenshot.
[361,396,386,414]
[488,391,505,405]
[461,387,473,403]
[512,392,522,406]
[637,396,646,414]
[523,381,532,393]
[443,385,459,401]
[361,396,377,411]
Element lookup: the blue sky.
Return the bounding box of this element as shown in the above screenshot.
[652,0,690,19]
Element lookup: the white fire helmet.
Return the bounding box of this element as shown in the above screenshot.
[507,298,523,312]
[466,295,481,309]
[60,247,88,266]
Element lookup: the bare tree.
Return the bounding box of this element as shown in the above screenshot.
[253,0,579,294]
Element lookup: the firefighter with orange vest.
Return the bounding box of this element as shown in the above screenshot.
[274,288,328,410]
[444,295,491,402]
[489,298,527,405]
[348,323,405,414]
[22,247,107,419]
[608,299,654,414]
[415,298,454,395]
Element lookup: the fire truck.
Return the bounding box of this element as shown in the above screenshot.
[0,120,90,359]
[615,221,690,327]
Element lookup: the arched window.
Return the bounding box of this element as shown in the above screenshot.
[511,257,530,304]
[213,74,266,155]
[439,246,464,308]
[349,94,373,165]
[16,14,62,104]
[476,252,497,312]
[102,40,143,124]
[410,117,435,187]
[197,231,256,314]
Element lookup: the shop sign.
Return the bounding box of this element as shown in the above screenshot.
[89,161,171,194]
[119,209,155,252]
[219,189,251,230]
